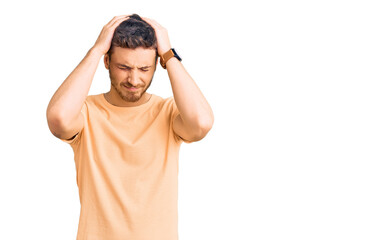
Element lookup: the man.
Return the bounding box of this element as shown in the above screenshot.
[46,14,213,240]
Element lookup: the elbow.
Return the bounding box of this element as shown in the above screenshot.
[46,113,63,139]
[201,115,214,134]
[46,108,71,139]
[193,115,214,141]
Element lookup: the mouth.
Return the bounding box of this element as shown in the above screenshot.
[123,85,139,92]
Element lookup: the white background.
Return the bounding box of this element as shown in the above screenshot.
[0,0,390,239]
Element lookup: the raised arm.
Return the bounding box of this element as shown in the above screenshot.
[46,15,129,140]
[141,17,214,142]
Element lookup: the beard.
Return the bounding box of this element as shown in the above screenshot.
[108,67,154,103]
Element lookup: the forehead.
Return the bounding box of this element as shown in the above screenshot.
[110,47,156,67]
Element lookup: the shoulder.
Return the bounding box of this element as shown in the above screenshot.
[87,93,102,104]
[149,94,179,117]
[151,94,175,108]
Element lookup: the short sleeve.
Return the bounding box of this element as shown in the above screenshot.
[169,97,193,144]
[60,101,87,146]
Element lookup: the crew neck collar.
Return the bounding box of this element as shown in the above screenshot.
[100,93,155,110]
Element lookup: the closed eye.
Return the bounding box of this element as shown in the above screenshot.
[118,66,148,72]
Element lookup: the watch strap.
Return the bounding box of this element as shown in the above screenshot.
[160,48,181,69]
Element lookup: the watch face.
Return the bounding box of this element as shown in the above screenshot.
[172,48,182,61]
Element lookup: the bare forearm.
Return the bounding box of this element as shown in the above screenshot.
[166,58,214,129]
[47,47,102,123]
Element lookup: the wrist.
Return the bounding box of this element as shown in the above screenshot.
[89,46,105,57]
[159,48,170,58]
[160,48,182,69]
[166,56,180,66]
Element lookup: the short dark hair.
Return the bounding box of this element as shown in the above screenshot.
[107,14,158,63]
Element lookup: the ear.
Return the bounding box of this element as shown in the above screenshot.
[104,54,110,70]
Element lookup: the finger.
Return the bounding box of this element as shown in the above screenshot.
[142,17,158,29]
[106,15,125,25]
[144,17,163,28]
[145,17,158,24]
[107,15,130,28]
[112,14,130,20]
[106,15,129,27]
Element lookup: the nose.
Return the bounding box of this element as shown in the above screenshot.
[127,71,142,86]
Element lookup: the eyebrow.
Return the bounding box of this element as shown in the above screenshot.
[118,64,151,69]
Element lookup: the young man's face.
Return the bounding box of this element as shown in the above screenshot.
[104,46,158,103]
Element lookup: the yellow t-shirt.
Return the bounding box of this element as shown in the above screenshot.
[61,93,191,240]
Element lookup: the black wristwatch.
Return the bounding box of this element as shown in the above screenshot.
[160,48,182,69]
